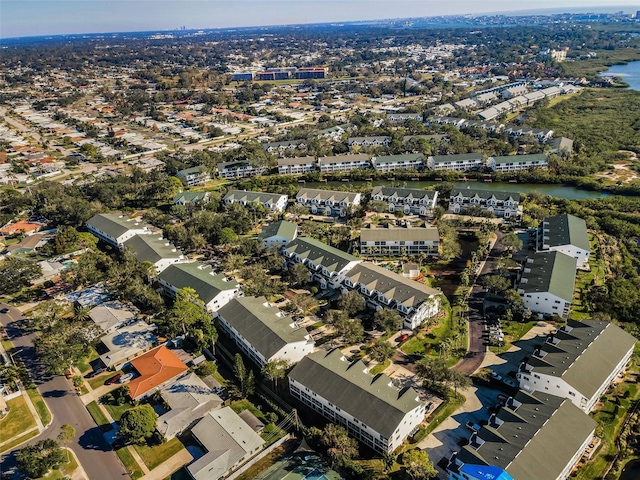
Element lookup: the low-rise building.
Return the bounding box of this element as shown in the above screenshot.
[288,349,427,453]
[87,213,150,248]
[258,220,297,248]
[217,160,267,180]
[347,136,391,148]
[277,156,316,175]
[217,296,315,367]
[548,137,574,157]
[318,154,371,173]
[371,153,424,172]
[360,225,439,257]
[370,186,438,215]
[123,234,186,274]
[295,188,361,217]
[187,407,265,480]
[173,191,210,206]
[448,188,521,218]
[342,262,441,330]
[223,189,288,213]
[517,319,636,413]
[157,262,239,312]
[176,166,210,186]
[98,321,158,370]
[487,153,549,172]
[427,153,484,171]
[517,252,576,319]
[283,237,361,290]
[127,345,189,400]
[89,301,138,334]
[446,390,597,480]
[534,213,590,269]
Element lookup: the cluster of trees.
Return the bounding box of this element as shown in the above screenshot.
[0,257,42,295]
[415,357,471,398]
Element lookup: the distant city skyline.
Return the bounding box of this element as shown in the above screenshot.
[2,1,640,39]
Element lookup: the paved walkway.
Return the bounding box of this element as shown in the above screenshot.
[139,449,193,480]
[67,448,89,480]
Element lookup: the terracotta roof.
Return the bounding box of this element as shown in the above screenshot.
[128,346,188,399]
[0,220,44,235]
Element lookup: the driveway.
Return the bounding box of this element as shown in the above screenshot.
[0,303,128,480]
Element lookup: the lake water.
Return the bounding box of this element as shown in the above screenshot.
[305,180,611,200]
[600,61,640,90]
[619,458,640,480]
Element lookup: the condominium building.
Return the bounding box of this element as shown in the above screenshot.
[223,189,288,213]
[318,154,371,173]
[87,213,150,248]
[123,234,186,274]
[448,188,522,218]
[217,160,267,180]
[487,153,549,172]
[277,156,316,175]
[371,153,424,172]
[370,186,438,216]
[359,225,439,257]
[176,166,210,186]
[534,214,590,269]
[295,188,361,217]
[427,153,484,171]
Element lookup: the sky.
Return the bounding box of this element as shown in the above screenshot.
[2,1,640,39]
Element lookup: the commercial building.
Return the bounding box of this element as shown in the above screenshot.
[370,186,438,216]
[448,188,522,218]
[517,319,636,413]
[217,296,315,367]
[289,349,427,453]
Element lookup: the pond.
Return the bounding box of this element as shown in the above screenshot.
[600,61,640,91]
[305,180,611,200]
[619,458,640,480]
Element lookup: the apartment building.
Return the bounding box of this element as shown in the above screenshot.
[223,189,288,213]
[318,154,371,173]
[534,214,590,269]
[87,213,150,248]
[487,153,549,172]
[359,225,439,257]
[371,153,424,172]
[176,166,210,186]
[370,186,438,216]
[427,153,484,171]
[347,136,391,148]
[448,188,522,218]
[277,156,316,175]
[295,188,361,217]
[217,160,267,180]
[123,234,186,274]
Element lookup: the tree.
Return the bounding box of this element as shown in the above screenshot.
[119,405,158,445]
[233,353,255,398]
[16,439,66,478]
[261,359,289,390]
[503,289,524,313]
[58,423,76,462]
[159,287,216,351]
[337,290,365,317]
[438,222,462,261]
[501,231,523,254]
[368,339,396,363]
[320,424,359,469]
[448,369,471,395]
[338,318,365,344]
[480,274,511,294]
[374,309,404,333]
[415,357,450,389]
[0,257,42,294]
[289,263,310,286]
[403,448,437,480]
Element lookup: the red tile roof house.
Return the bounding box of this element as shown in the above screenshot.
[127,346,189,400]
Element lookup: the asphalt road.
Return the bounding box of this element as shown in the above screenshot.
[0,303,128,480]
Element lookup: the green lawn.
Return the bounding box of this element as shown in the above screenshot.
[0,429,38,454]
[86,401,112,430]
[369,359,391,375]
[116,447,144,480]
[76,347,100,374]
[0,396,37,444]
[102,395,135,422]
[134,437,185,470]
[27,387,51,426]
[88,371,118,390]
[38,449,78,479]
[230,399,267,421]
[489,319,538,354]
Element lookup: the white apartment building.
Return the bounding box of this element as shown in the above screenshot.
[534,213,590,269]
[176,166,210,186]
[370,186,438,216]
[288,349,427,453]
[277,156,316,175]
[487,153,549,172]
[217,296,315,367]
[318,154,371,173]
[296,188,361,217]
[516,319,636,413]
[448,188,521,218]
[427,153,484,171]
[517,252,576,319]
[360,225,439,257]
[217,160,267,180]
[258,220,298,248]
[87,213,150,248]
[123,234,186,274]
[371,153,424,172]
[223,189,288,213]
[347,136,391,148]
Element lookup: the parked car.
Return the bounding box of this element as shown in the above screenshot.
[118,373,134,383]
[105,374,122,385]
[397,333,410,342]
[490,372,503,382]
[0,308,9,314]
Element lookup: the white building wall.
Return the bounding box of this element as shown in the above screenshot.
[521,291,571,318]
[88,224,149,248]
[270,340,314,365]
[548,245,590,270]
[153,257,187,275]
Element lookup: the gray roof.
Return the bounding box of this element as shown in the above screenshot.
[346,262,440,309]
[456,390,596,480]
[543,214,590,252]
[360,226,439,243]
[430,152,484,163]
[123,235,183,265]
[371,186,437,202]
[491,153,548,165]
[87,213,147,239]
[296,188,360,204]
[218,296,312,361]
[372,153,423,165]
[526,320,637,400]
[288,349,423,437]
[451,187,520,203]
[176,166,206,177]
[519,252,577,302]
[317,154,370,165]
[258,221,297,242]
[99,321,157,368]
[173,191,209,204]
[277,156,316,166]
[286,237,359,275]
[188,407,265,480]
[156,373,223,439]
[548,136,574,152]
[158,262,238,304]
[224,189,287,205]
[89,301,138,332]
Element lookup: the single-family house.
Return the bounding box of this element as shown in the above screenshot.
[89,301,138,334]
[98,321,158,370]
[127,345,189,400]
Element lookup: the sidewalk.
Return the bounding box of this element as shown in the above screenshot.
[139,449,193,480]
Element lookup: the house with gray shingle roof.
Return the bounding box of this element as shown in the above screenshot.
[288,349,427,453]
[370,186,438,215]
[342,262,441,330]
[447,390,597,480]
[258,220,297,248]
[283,237,361,289]
[157,262,239,312]
[535,213,590,269]
[223,189,288,213]
[173,191,210,206]
[517,251,576,319]
[87,213,150,248]
[217,296,314,367]
[517,319,636,413]
[448,187,521,218]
